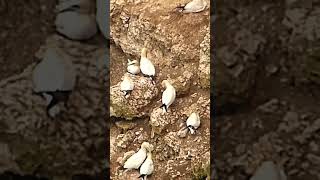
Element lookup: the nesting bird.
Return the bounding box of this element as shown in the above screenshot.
[250,161,287,180]
[177,0,207,13]
[120,74,134,98]
[160,80,176,113]
[123,142,150,172]
[32,47,77,118]
[139,151,154,180]
[186,112,201,134]
[140,48,156,83]
[96,0,109,39]
[127,59,140,75]
[55,0,97,40]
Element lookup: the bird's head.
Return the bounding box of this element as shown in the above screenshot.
[127,59,138,65]
[141,142,151,150]
[161,80,171,88]
[141,48,148,58]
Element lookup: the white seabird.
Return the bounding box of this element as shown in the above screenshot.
[123,142,150,173]
[120,74,134,98]
[55,0,97,40]
[178,0,207,13]
[139,150,154,180]
[160,80,176,113]
[186,112,201,134]
[127,59,140,75]
[251,161,287,180]
[32,47,77,118]
[140,48,156,83]
[96,0,109,39]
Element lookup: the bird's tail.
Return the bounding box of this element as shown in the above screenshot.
[122,91,130,98]
[187,125,196,134]
[138,174,146,180]
[172,3,185,12]
[149,76,156,85]
[160,104,167,113]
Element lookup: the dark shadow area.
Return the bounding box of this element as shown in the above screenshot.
[214,0,320,179]
[0,0,109,179]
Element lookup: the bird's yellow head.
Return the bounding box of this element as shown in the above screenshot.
[141,142,151,150]
[141,48,148,58]
[161,80,171,88]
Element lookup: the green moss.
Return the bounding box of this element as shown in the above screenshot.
[191,162,210,180]
[111,99,136,120]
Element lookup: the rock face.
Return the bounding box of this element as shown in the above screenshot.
[110,0,210,66]
[110,0,210,179]
[199,27,210,88]
[0,35,108,178]
[110,74,159,120]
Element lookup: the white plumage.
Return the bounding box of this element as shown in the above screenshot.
[55,0,97,40]
[123,142,150,171]
[161,80,176,113]
[186,112,200,134]
[127,59,140,75]
[33,48,76,93]
[55,12,97,40]
[96,0,109,39]
[140,48,155,78]
[139,151,154,180]
[251,161,287,180]
[120,74,134,98]
[32,48,76,117]
[182,0,207,13]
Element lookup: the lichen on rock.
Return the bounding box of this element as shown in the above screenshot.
[110,73,159,120]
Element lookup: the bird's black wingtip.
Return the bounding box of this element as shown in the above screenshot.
[138,174,146,178]
[159,104,168,112]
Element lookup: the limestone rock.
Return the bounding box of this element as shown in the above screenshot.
[110,74,159,120]
[199,27,210,89]
[168,70,193,96]
[110,0,209,67]
[150,108,170,137]
[177,127,189,138]
[150,108,179,137]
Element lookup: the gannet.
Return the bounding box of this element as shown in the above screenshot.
[96,0,109,39]
[123,142,150,172]
[186,112,201,134]
[120,74,134,98]
[177,0,207,13]
[251,161,287,180]
[127,59,140,75]
[139,151,154,180]
[140,48,156,83]
[160,80,176,113]
[55,0,97,40]
[32,47,77,118]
